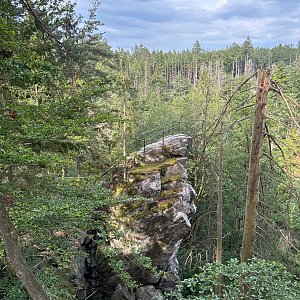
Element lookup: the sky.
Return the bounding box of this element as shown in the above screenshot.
[76,0,300,51]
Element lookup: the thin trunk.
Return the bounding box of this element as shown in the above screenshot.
[123,100,127,180]
[241,69,270,262]
[0,197,49,300]
[236,58,240,77]
[215,125,224,295]
[8,166,13,183]
[216,60,222,90]
[166,63,170,90]
[76,156,81,177]
[193,57,198,88]
[216,137,223,262]
[144,57,148,98]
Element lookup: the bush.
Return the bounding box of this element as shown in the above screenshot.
[179,258,300,299]
[0,268,75,300]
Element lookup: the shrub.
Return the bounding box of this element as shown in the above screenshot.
[179,258,300,299]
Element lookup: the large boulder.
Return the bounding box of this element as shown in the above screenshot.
[76,134,196,299]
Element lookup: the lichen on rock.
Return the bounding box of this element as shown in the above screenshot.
[76,134,196,299]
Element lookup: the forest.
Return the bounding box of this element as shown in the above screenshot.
[0,1,300,299]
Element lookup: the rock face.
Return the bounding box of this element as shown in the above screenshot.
[77,134,196,299]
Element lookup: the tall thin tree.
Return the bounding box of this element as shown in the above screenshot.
[215,123,224,295]
[241,69,271,262]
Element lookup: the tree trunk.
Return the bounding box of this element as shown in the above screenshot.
[215,124,224,295]
[193,57,198,88]
[0,196,49,300]
[215,132,223,264]
[144,57,148,98]
[241,69,270,263]
[123,100,127,180]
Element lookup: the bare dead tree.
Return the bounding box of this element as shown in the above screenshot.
[241,69,271,262]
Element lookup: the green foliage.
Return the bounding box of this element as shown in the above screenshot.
[1,0,300,296]
[99,225,163,290]
[37,268,76,299]
[0,272,28,300]
[179,258,300,300]
[0,268,76,300]
[108,258,138,289]
[3,179,112,267]
[0,0,117,297]
[99,246,138,289]
[290,202,300,230]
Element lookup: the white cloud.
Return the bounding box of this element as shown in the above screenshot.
[76,0,300,50]
[215,0,229,10]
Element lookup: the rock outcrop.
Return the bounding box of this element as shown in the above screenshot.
[77,134,196,299]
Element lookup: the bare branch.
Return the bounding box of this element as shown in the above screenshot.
[20,0,66,53]
[207,71,257,140]
[270,80,300,130]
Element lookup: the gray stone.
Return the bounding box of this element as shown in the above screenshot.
[174,184,197,216]
[74,256,87,299]
[162,179,182,190]
[78,134,196,297]
[111,284,136,300]
[137,134,192,162]
[137,172,161,197]
[165,163,188,179]
[109,135,196,292]
[136,285,164,300]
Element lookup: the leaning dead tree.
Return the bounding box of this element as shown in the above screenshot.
[241,69,271,263]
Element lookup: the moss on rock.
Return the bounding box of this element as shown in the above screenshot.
[150,197,177,213]
[161,174,182,185]
[160,188,182,198]
[129,158,177,175]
